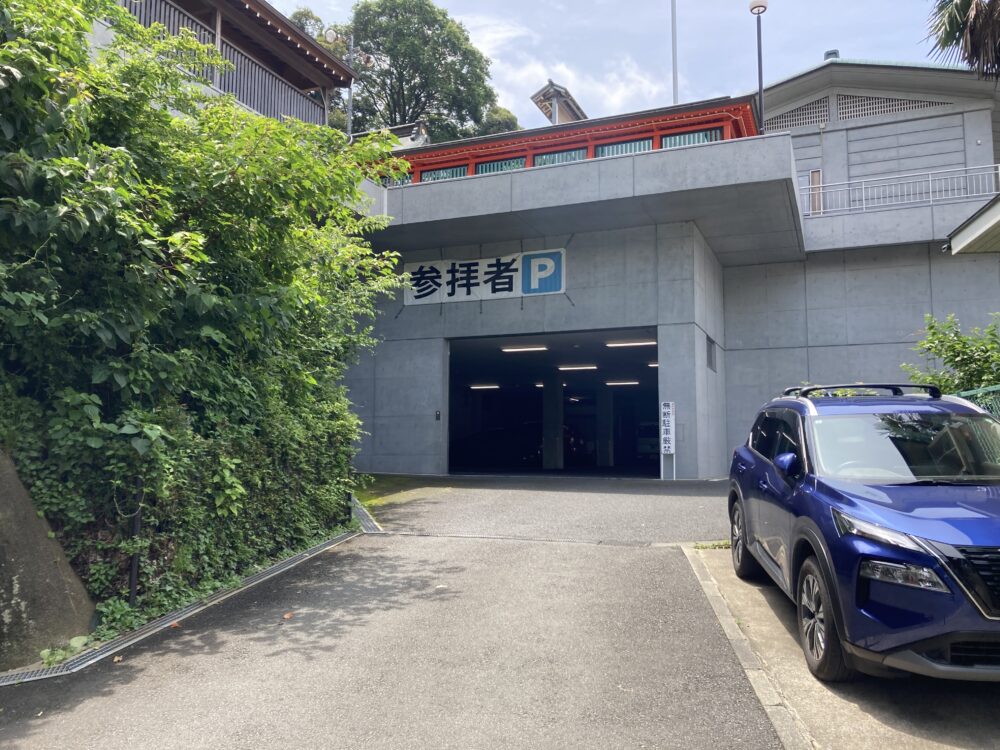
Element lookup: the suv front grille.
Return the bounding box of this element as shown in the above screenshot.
[949,641,1000,667]
[921,640,1000,667]
[952,546,1000,617]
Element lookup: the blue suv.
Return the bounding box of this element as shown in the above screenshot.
[729,383,1000,681]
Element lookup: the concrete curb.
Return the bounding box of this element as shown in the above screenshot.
[0,530,361,688]
[351,494,384,533]
[681,544,817,750]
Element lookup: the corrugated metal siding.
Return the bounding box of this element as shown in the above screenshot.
[421,165,469,182]
[846,114,966,181]
[474,157,527,175]
[595,139,652,158]
[534,148,587,167]
[661,128,723,149]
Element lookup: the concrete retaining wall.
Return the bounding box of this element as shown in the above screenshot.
[0,453,94,671]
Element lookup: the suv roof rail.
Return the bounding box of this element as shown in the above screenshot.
[793,383,942,399]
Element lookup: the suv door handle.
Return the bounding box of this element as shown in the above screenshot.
[735,462,748,474]
[757,479,768,492]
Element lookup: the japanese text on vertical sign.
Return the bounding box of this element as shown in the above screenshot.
[661,401,675,455]
[403,250,565,305]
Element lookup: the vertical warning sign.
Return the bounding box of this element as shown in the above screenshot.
[660,401,675,455]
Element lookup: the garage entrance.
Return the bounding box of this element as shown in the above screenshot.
[449,328,659,477]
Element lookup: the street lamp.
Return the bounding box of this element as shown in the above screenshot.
[326,28,357,136]
[750,0,767,133]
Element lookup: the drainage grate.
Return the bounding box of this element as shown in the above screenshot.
[0,530,359,687]
[351,494,383,534]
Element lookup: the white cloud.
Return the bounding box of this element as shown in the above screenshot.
[457,12,676,128]
[456,14,540,59]
[489,51,674,127]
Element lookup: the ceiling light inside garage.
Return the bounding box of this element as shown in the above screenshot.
[606,381,639,386]
[470,385,500,390]
[501,345,548,352]
[606,340,657,348]
[558,365,597,371]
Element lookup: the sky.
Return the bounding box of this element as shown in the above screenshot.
[270,0,943,130]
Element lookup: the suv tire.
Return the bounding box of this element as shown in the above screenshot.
[797,556,855,682]
[730,498,763,580]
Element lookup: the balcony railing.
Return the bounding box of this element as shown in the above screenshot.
[118,0,325,125]
[218,40,324,125]
[801,165,1000,217]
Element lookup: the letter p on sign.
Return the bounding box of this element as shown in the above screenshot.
[521,250,565,295]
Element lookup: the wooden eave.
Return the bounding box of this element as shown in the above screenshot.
[219,0,355,89]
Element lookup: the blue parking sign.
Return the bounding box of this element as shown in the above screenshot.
[521,250,564,295]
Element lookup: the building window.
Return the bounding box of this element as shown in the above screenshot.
[475,157,527,175]
[382,173,413,187]
[421,165,469,182]
[595,138,653,158]
[706,335,717,372]
[534,148,588,167]
[661,128,724,149]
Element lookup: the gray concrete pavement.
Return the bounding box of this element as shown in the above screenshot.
[0,480,777,749]
[700,547,1000,750]
[369,476,731,543]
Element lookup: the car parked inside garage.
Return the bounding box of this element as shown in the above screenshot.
[729,384,1000,681]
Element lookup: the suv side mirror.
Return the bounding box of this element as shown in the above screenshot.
[774,452,801,478]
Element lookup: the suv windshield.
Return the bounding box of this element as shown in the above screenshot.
[808,412,1000,484]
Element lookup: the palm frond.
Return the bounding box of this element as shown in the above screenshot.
[928,0,1000,80]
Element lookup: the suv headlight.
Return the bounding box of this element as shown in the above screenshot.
[831,508,921,551]
[858,559,949,592]
[831,509,950,593]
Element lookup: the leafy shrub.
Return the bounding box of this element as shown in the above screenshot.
[0,0,404,633]
[904,313,1000,393]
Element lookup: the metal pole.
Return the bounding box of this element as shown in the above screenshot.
[756,13,764,132]
[128,478,143,607]
[347,34,355,137]
[671,0,678,105]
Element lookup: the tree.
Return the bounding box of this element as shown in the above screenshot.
[473,106,521,137]
[928,0,1000,79]
[903,314,1000,392]
[288,7,325,39]
[350,0,498,140]
[0,0,405,637]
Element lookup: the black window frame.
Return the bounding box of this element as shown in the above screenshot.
[749,408,809,479]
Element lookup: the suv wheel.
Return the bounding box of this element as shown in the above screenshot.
[730,498,763,580]
[797,556,854,682]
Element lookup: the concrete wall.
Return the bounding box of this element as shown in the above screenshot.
[346,220,729,478]
[0,453,94,671]
[782,89,997,252]
[845,113,970,180]
[723,244,1000,452]
[780,92,995,186]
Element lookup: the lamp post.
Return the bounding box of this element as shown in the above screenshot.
[326,29,356,136]
[671,0,678,105]
[750,0,767,133]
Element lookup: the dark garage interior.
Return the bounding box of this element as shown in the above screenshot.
[449,328,660,477]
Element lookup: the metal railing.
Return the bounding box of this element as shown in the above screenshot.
[958,384,1000,418]
[800,164,1000,217]
[218,41,324,125]
[118,0,325,125]
[120,0,215,45]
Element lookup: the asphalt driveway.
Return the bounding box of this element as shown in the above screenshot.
[0,478,778,749]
